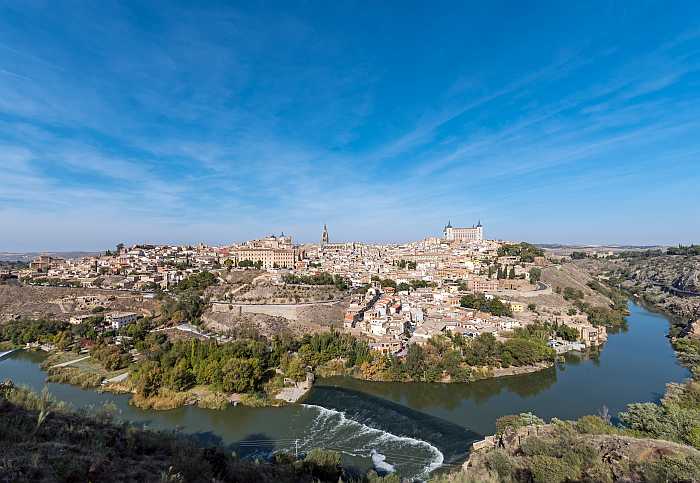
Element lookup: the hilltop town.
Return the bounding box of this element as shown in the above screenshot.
[1,223,620,384]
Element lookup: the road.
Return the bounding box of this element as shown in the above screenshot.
[51,355,91,368]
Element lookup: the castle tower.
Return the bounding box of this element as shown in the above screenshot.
[443,220,454,240]
[321,224,329,246]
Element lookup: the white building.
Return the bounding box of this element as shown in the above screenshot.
[106,312,138,330]
[443,221,484,242]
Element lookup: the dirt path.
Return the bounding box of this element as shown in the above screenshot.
[51,355,91,368]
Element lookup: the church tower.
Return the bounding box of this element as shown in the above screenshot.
[321,224,329,246]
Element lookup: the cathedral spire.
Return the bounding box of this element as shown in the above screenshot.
[321,224,329,246]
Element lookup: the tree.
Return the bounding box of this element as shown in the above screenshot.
[460,294,513,317]
[555,324,579,342]
[166,359,195,391]
[281,354,306,381]
[496,412,545,434]
[497,243,544,262]
[464,333,499,366]
[134,361,162,398]
[405,344,425,379]
[221,357,263,393]
[501,338,554,366]
[563,287,584,301]
[529,268,542,284]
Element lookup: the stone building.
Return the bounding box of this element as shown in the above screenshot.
[443,220,484,242]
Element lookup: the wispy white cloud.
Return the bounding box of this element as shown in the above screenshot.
[1,3,699,250]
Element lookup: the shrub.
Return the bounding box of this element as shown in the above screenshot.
[527,454,579,483]
[495,413,545,434]
[635,454,700,482]
[303,448,342,481]
[485,449,515,480]
[575,415,618,435]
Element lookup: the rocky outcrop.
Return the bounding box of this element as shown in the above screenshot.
[673,269,700,294]
[461,423,700,482]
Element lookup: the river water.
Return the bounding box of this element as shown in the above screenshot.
[0,302,689,480]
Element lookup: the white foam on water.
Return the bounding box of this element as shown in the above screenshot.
[370,449,395,474]
[301,404,444,479]
[0,349,17,359]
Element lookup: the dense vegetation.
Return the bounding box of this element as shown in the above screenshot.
[176,271,219,292]
[0,383,398,483]
[667,244,700,256]
[613,245,700,259]
[158,271,221,325]
[282,272,349,290]
[433,411,700,483]
[236,259,264,269]
[0,318,69,346]
[369,276,435,291]
[497,243,544,263]
[355,325,556,384]
[460,294,513,317]
[128,329,373,406]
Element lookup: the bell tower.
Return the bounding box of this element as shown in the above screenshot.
[321,224,329,246]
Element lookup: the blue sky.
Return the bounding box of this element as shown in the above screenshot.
[1,1,699,251]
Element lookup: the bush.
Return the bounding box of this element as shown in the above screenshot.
[484,449,515,480]
[575,415,617,435]
[303,448,342,481]
[527,454,579,483]
[495,413,544,434]
[635,454,700,482]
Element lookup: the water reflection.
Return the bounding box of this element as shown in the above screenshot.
[316,364,559,410]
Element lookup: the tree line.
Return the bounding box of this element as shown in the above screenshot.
[282,272,349,290]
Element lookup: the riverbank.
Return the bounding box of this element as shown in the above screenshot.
[15,347,557,412]
[0,301,689,480]
[0,381,356,483]
[436,287,700,482]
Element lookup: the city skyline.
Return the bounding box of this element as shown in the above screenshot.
[2,1,700,251]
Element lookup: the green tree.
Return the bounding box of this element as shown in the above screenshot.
[221,357,263,393]
[166,359,195,391]
[405,344,425,379]
[134,361,163,398]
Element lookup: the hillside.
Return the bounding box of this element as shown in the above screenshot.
[432,416,700,483]
[580,255,700,319]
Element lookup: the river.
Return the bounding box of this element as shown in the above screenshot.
[0,302,689,480]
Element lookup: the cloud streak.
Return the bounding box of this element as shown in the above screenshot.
[0,2,699,250]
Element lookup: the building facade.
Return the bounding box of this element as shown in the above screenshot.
[233,248,297,269]
[443,221,484,242]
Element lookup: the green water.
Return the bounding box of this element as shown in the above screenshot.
[0,302,688,479]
